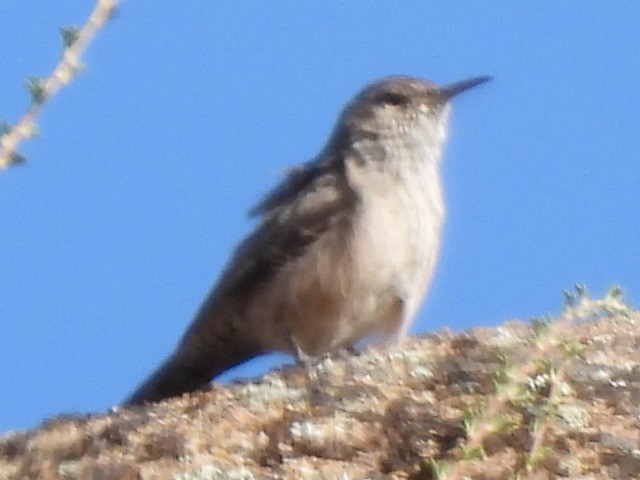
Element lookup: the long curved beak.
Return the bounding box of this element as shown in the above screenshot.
[439,76,492,101]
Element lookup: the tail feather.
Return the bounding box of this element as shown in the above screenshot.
[124,355,211,405]
[124,319,264,405]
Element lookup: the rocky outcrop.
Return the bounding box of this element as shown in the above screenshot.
[2,293,638,479]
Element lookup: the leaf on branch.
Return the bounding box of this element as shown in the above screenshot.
[60,26,80,48]
[26,77,48,105]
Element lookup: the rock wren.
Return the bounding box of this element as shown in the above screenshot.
[125,75,490,405]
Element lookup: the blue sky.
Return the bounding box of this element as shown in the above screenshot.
[1,3,639,433]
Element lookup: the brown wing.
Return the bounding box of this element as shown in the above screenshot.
[248,163,323,217]
[214,157,356,300]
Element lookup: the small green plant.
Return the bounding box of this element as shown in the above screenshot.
[442,285,631,480]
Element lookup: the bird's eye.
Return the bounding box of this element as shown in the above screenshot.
[378,92,410,107]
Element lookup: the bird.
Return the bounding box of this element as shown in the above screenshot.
[124,74,491,405]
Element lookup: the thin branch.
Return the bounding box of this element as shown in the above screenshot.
[0,0,119,170]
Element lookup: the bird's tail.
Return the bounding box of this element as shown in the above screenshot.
[123,306,264,405]
[124,353,214,406]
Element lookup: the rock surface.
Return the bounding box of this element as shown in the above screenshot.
[2,298,639,479]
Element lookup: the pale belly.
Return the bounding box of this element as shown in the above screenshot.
[252,167,445,356]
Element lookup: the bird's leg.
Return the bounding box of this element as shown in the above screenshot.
[286,330,332,404]
[286,330,318,382]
